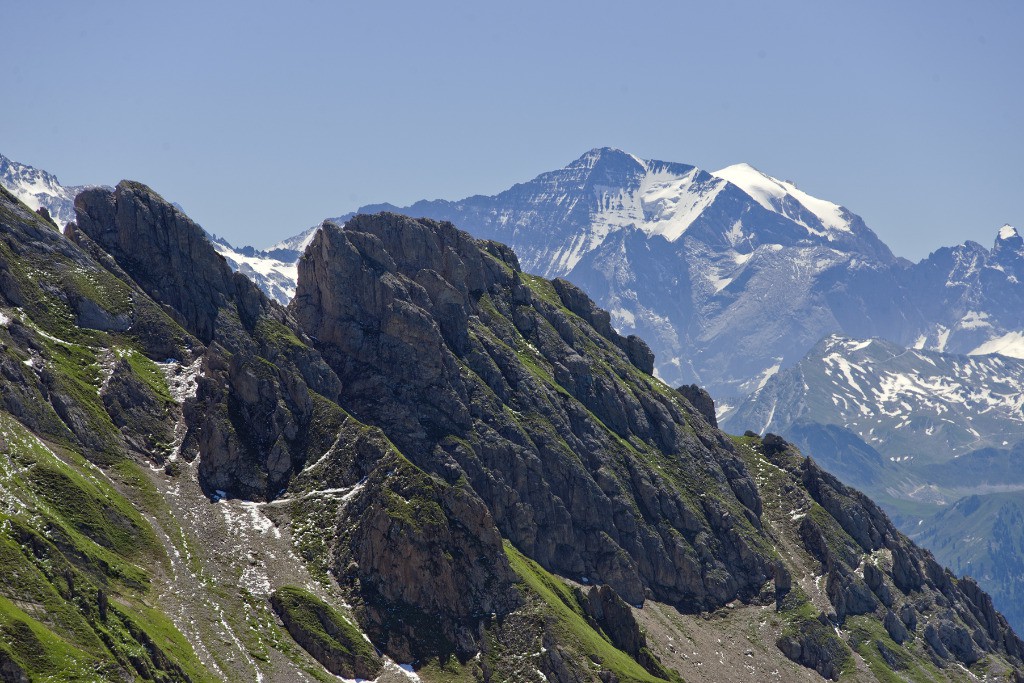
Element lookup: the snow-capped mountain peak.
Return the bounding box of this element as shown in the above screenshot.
[269,224,321,253]
[999,224,1019,240]
[990,224,1023,261]
[0,152,99,228]
[584,158,727,247]
[712,162,853,238]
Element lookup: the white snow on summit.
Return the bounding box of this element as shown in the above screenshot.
[270,225,321,252]
[713,163,853,237]
[998,224,1019,241]
[556,164,726,272]
[0,153,94,229]
[586,167,722,242]
[970,331,1024,359]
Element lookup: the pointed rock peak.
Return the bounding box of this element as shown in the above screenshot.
[74,181,265,343]
[993,224,1023,258]
[576,146,640,162]
[997,224,1019,241]
[570,147,647,174]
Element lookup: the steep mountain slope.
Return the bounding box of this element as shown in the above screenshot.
[2,179,1022,680]
[724,334,1024,633]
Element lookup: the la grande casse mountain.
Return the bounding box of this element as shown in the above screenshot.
[308,148,1024,404]
[8,148,1023,408]
[1,171,1023,679]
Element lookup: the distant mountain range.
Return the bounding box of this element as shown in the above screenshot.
[724,334,1024,471]
[723,333,1024,630]
[7,149,1021,405]
[0,152,102,228]
[6,148,1024,659]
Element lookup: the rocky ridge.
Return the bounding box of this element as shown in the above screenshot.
[0,179,1021,680]
[9,149,1024,408]
[724,333,1024,632]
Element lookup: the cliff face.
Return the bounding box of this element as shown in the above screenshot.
[72,181,342,500]
[292,213,772,611]
[1,179,1023,682]
[290,213,1024,680]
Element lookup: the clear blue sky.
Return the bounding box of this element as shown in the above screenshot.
[3,1,1021,259]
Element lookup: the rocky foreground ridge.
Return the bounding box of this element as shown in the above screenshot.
[0,183,1021,680]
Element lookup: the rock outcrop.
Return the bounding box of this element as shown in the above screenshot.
[675,383,717,428]
[339,453,519,661]
[270,586,382,680]
[293,213,772,610]
[73,181,342,499]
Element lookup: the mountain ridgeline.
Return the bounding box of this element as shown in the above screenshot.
[0,178,1022,680]
[723,334,1024,634]
[321,148,1024,403]
[8,149,1024,406]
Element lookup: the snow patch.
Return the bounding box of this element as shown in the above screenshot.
[958,311,991,330]
[755,363,781,391]
[713,163,853,236]
[970,331,1024,359]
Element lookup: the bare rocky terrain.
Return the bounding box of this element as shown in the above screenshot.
[0,182,1021,681]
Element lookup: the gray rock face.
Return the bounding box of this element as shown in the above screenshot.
[185,346,318,499]
[675,384,717,428]
[293,212,772,610]
[5,174,1024,679]
[73,181,343,499]
[777,613,846,681]
[340,453,519,661]
[581,585,644,656]
[74,181,261,344]
[884,610,910,644]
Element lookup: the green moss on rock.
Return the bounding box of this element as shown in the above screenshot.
[270,586,381,680]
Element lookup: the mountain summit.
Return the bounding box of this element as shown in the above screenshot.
[1,171,1023,679]
[5,148,1024,402]
[712,162,860,239]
